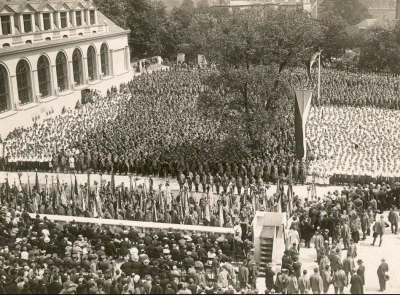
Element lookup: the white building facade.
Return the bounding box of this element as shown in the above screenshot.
[0,0,130,114]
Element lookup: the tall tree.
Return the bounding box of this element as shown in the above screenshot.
[358,25,400,74]
[194,10,321,153]
[320,0,370,25]
[319,15,349,61]
[126,0,181,58]
[94,0,128,28]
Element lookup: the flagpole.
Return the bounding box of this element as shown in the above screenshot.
[318,52,321,103]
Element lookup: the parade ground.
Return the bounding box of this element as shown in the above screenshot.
[0,171,398,294]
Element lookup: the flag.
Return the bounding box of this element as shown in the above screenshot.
[86,172,90,213]
[307,51,321,80]
[219,201,224,227]
[60,185,67,207]
[70,173,74,205]
[152,199,157,222]
[51,177,56,208]
[27,174,32,201]
[110,169,115,195]
[295,89,313,160]
[5,175,10,204]
[287,184,293,216]
[34,170,39,192]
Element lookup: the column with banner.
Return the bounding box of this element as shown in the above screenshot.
[294,89,313,160]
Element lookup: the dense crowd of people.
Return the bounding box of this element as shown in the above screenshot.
[0,205,261,294]
[0,67,306,186]
[286,68,400,109]
[0,173,397,293]
[306,106,400,180]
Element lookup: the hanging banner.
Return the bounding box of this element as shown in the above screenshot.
[295,89,313,160]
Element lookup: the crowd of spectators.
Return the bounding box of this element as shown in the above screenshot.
[0,204,261,294]
[286,68,400,109]
[306,106,400,181]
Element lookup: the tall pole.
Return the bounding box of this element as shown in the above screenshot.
[318,53,321,103]
[316,0,318,19]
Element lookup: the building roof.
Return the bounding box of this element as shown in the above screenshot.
[0,11,129,56]
[0,0,97,13]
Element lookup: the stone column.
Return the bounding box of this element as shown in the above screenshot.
[40,13,44,30]
[19,15,24,33]
[85,10,90,25]
[71,11,76,27]
[57,12,61,28]
[51,65,58,95]
[96,53,101,80]
[109,49,114,76]
[82,57,88,84]
[9,75,19,110]
[10,15,15,34]
[66,11,70,28]
[0,18,2,35]
[8,75,16,111]
[50,12,54,30]
[31,13,36,32]
[31,69,40,102]
[68,60,74,89]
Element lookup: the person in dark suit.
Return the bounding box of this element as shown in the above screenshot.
[371,215,385,246]
[357,259,365,286]
[377,258,389,292]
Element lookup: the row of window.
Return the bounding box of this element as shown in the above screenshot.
[0,10,95,35]
[0,43,109,113]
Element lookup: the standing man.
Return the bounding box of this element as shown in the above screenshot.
[377,258,389,292]
[298,270,310,295]
[371,215,385,247]
[357,259,365,287]
[388,206,398,234]
[310,267,323,294]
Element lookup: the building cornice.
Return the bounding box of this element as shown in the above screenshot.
[0,30,130,57]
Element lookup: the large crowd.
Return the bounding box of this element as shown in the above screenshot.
[306,106,400,181]
[0,173,397,293]
[286,68,400,110]
[0,67,302,185]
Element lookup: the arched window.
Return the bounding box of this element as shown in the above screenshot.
[16,60,32,105]
[37,55,51,98]
[0,65,10,113]
[72,49,83,86]
[2,43,10,48]
[87,45,97,81]
[45,37,51,41]
[25,40,32,44]
[56,52,68,92]
[100,43,109,76]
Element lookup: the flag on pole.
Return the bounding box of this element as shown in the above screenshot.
[5,174,10,205]
[70,173,74,205]
[287,184,293,216]
[34,171,39,192]
[295,89,313,160]
[307,50,321,80]
[219,201,224,227]
[110,169,115,195]
[27,173,32,201]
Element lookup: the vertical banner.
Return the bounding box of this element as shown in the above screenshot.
[295,89,314,160]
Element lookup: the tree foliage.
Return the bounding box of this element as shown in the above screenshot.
[320,0,370,25]
[358,25,400,74]
[126,0,181,58]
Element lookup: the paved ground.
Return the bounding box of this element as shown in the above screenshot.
[1,170,399,293]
